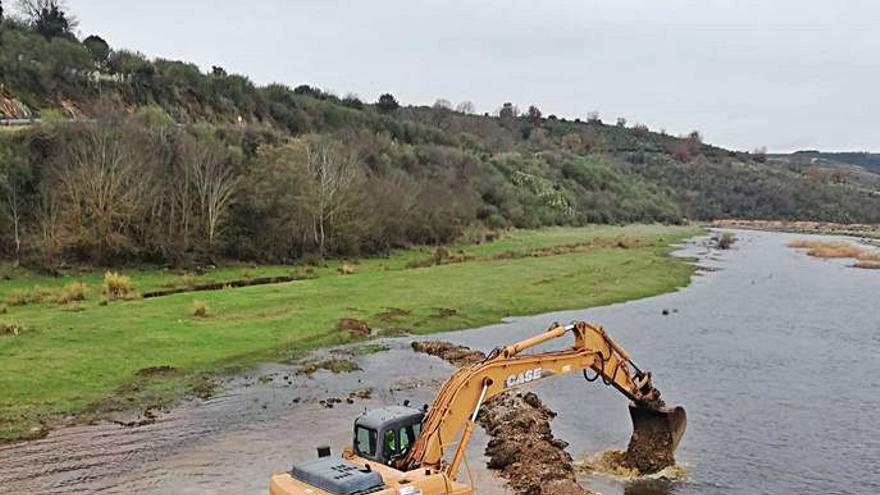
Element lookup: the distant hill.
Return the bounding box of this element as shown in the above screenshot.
[1,6,879,266]
[788,151,880,175]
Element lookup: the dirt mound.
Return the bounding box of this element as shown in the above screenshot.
[337,318,370,336]
[478,392,594,495]
[412,340,592,494]
[411,340,486,366]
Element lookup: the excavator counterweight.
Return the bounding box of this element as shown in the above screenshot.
[269,321,687,495]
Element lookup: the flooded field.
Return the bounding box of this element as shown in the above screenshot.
[2,229,878,495]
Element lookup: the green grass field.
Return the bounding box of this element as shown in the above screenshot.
[0,225,700,443]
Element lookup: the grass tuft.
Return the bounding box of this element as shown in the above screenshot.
[103,272,137,300]
[53,282,88,304]
[0,322,26,336]
[191,300,209,317]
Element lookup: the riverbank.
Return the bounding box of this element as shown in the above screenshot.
[712,219,880,239]
[0,225,700,444]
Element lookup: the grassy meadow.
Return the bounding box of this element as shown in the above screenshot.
[0,225,701,443]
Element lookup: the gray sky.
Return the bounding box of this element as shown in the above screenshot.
[70,0,880,152]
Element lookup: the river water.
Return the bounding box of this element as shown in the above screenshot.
[1,229,878,495]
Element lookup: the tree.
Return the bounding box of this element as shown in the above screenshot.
[616,117,627,127]
[433,99,452,110]
[0,142,31,263]
[526,105,542,124]
[376,93,399,113]
[18,0,75,39]
[498,102,518,121]
[587,111,601,123]
[455,101,475,114]
[1,0,5,24]
[82,34,110,65]
[185,136,240,252]
[54,122,148,261]
[298,136,361,256]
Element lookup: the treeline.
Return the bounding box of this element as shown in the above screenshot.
[1,1,879,268]
[0,105,684,266]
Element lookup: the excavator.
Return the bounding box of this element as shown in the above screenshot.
[270,321,686,495]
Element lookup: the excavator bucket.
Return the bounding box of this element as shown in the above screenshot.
[624,404,687,473]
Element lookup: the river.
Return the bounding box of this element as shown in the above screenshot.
[1,229,878,495]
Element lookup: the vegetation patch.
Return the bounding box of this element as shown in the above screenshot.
[191,300,209,317]
[102,272,138,300]
[788,239,880,268]
[299,359,361,375]
[0,322,27,336]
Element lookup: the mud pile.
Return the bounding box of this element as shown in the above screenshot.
[411,340,486,366]
[620,412,676,473]
[413,340,592,494]
[478,392,594,495]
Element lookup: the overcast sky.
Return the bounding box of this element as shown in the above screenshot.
[69,0,879,152]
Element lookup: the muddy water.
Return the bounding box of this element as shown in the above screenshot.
[2,230,878,495]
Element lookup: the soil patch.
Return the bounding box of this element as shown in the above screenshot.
[337,318,371,337]
[135,365,178,377]
[374,307,410,322]
[299,358,361,375]
[411,340,486,367]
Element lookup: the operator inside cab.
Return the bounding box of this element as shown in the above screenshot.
[353,406,424,465]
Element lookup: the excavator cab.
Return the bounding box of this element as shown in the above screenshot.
[353,406,424,466]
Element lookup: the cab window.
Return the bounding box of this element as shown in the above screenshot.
[355,426,377,457]
[398,423,420,455]
[382,429,397,461]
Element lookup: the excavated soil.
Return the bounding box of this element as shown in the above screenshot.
[411,340,486,367]
[413,340,593,494]
[478,392,595,495]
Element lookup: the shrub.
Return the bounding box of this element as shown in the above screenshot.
[103,272,136,300]
[0,304,7,314]
[338,263,357,275]
[717,232,735,250]
[5,289,33,306]
[191,300,209,317]
[54,282,88,304]
[0,322,26,336]
[180,272,198,287]
[241,268,254,280]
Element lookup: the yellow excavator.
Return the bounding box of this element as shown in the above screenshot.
[270,321,686,495]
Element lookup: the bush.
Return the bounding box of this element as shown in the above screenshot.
[53,282,88,304]
[0,322,26,336]
[102,272,136,300]
[5,289,33,306]
[191,300,209,317]
[338,263,357,275]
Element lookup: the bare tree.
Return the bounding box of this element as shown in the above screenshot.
[55,123,147,260]
[455,101,475,114]
[300,136,361,257]
[187,139,239,252]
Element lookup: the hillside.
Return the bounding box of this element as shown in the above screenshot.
[1,6,879,267]
[787,151,880,175]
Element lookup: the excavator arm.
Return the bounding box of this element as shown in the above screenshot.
[401,321,686,478]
